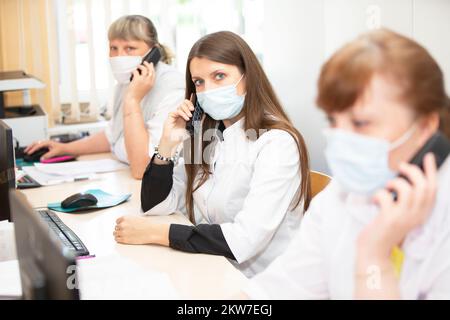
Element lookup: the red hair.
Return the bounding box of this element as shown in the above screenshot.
[317,28,450,138]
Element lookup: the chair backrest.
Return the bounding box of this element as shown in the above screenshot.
[310,170,331,198]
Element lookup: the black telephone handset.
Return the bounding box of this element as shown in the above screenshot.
[130,46,162,81]
[406,131,450,171]
[186,93,204,137]
[393,131,450,200]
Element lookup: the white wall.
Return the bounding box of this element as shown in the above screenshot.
[263,0,328,173]
[414,0,450,94]
[262,0,450,174]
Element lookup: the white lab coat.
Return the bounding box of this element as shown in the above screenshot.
[104,62,185,163]
[244,156,450,299]
[144,118,304,278]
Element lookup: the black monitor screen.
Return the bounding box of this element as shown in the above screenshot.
[0,119,15,221]
[9,190,79,300]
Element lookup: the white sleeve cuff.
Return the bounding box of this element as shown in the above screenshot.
[220,222,248,264]
[104,119,114,146]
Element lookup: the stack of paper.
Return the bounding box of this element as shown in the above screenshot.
[0,260,22,298]
[22,166,98,186]
[22,159,128,186]
[34,159,128,176]
[0,220,17,262]
[76,255,179,299]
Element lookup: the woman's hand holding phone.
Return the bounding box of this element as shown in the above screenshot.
[125,61,156,104]
[157,97,195,160]
[357,153,438,259]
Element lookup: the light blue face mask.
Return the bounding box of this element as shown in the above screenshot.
[324,126,416,195]
[197,74,245,120]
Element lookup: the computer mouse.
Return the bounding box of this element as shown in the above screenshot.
[24,147,49,162]
[61,193,98,210]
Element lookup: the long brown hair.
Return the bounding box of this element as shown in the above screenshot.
[183,31,311,223]
[317,28,450,139]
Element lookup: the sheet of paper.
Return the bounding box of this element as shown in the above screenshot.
[0,221,17,262]
[34,159,128,176]
[0,260,22,298]
[22,166,98,186]
[76,255,179,300]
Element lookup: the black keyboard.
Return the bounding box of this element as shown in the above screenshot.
[37,209,90,257]
[17,174,41,189]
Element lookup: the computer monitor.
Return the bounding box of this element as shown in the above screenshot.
[0,119,15,221]
[9,190,80,300]
[0,91,5,118]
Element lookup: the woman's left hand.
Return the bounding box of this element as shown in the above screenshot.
[125,61,156,103]
[113,215,154,245]
[358,153,438,258]
[113,215,170,246]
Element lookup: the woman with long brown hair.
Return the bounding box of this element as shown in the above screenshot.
[113,31,311,277]
[240,29,450,299]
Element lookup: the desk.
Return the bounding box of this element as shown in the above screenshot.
[19,153,248,299]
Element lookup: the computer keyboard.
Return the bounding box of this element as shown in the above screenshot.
[19,175,35,184]
[37,209,90,257]
[17,174,41,189]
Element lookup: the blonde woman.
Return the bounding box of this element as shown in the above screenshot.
[25,15,185,179]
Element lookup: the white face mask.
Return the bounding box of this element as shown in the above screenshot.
[323,125,416,195]
[109,49,150,84]
[197,74,246,120]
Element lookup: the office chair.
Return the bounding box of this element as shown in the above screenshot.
[310,170,332,198]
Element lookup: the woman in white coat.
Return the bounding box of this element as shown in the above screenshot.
[25,15,185,179]
[241,29,450,299]
[113,31,312,278]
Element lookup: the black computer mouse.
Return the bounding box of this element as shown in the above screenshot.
[61,193,98,210]
[24,147,50,162]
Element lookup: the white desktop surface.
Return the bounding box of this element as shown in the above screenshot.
[15,153,248,299]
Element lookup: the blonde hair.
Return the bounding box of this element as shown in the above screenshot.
[108,15,174,65]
